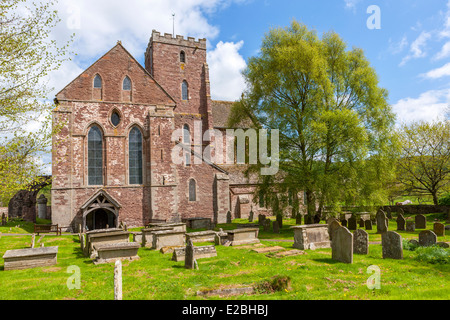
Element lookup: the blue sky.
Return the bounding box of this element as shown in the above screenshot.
[44,0,450,126]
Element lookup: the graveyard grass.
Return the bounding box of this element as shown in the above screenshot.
[0,215,448,300]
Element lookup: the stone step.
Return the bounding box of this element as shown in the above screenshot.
[251,246,285,253]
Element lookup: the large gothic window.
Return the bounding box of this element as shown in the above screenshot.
[129,127,143,185]
[189,179,196,201]
[181,80,188,100]
[88,126,103,185]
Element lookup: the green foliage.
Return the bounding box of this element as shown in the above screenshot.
[438,193,450,205]
[396,120,450,205]
[415,246,450,265]
[229,20,398,217]
[0,0,72,201]
[403,239,419,251]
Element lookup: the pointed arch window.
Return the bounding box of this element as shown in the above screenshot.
[88,126,103,185]
[181,80,188,100]
[180,51,186,63]
[189,179,196,201]
[129,127,143,185]
[93,74,102,88]
[123,76,131,91]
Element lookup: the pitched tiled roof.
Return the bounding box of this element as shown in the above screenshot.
[211,100,234,128]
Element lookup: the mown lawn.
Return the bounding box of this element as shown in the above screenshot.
[0,215,448,300]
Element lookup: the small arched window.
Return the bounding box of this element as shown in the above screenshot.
[181,80,188,100]
[123,76,131,91]
[189,179,196,201]
[180,51,186,63]
[183,124,190,144]
[93,74,102,88]
[88,126,103,185]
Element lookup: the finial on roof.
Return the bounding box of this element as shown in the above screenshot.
[117,40,122,45]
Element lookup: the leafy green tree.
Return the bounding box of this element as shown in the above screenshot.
[228,21,397,220]
[0,0,71,203]
[397,120,450,205]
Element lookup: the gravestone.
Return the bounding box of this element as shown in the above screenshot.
[364,220,373,231]
[376,210,388,234]
[1,213,6,226]
[341,219,348,228]
[295,214,302,225]
[418,230,437,247]
[272,221,280,234]
[184,239,195,269]
[37,194,48,220]
[258,214,265,226]
[406,221,415,232]
[327,218,340,240]
[396,214,406,231]
[398,207,405,216]
[263,219,271,232]
[276,214,283,229]
[415,214,427,229]
[353,229,369,255]
[331,226,353,264]
[433,222,445,237]
[226,211,232,224]
[381,231,403,259]
[347,216,357,231]
[248,210,254,223]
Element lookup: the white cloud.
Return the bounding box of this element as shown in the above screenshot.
[434,41,450,60]
[400,31,432,66]
[421,62,450,79]
[391,89,450,125]
[208,41,247,101]
[344,0,360,11]
[388,36,408,55]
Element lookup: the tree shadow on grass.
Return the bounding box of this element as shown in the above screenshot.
[72,247,93,265]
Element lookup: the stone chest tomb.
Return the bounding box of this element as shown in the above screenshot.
[291,224,331,250]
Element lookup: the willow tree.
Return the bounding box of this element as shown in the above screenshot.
[0,0,71,203]
[228,21,397,219]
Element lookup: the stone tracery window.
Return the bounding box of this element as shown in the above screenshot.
[88,125,103,185]
[129,127,143,185]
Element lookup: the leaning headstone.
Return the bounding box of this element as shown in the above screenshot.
[295,214,302,225]
[396,214,406,231]
[364,220,373,231]
[382,231,403,260]
[114,260,122,300]
[376,210,388,234]
[418,230,437,247]
[226,211,232,224]
[433,222,445,237]
[331,226,353,264]
[327,218,340,240]
[353,229,369,255]
[358,218,365,228]
[272,221,280,234]
[347,216,357,231]
[436,242,449,248]
[406,221,415,232]
[184,239,195,270]
[415,214,427,229]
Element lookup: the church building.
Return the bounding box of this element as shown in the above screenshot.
[51,30,286,232]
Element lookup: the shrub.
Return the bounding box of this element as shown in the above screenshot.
[403,239,419,251]
[438,193,450,205]
[415,246,450,264]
